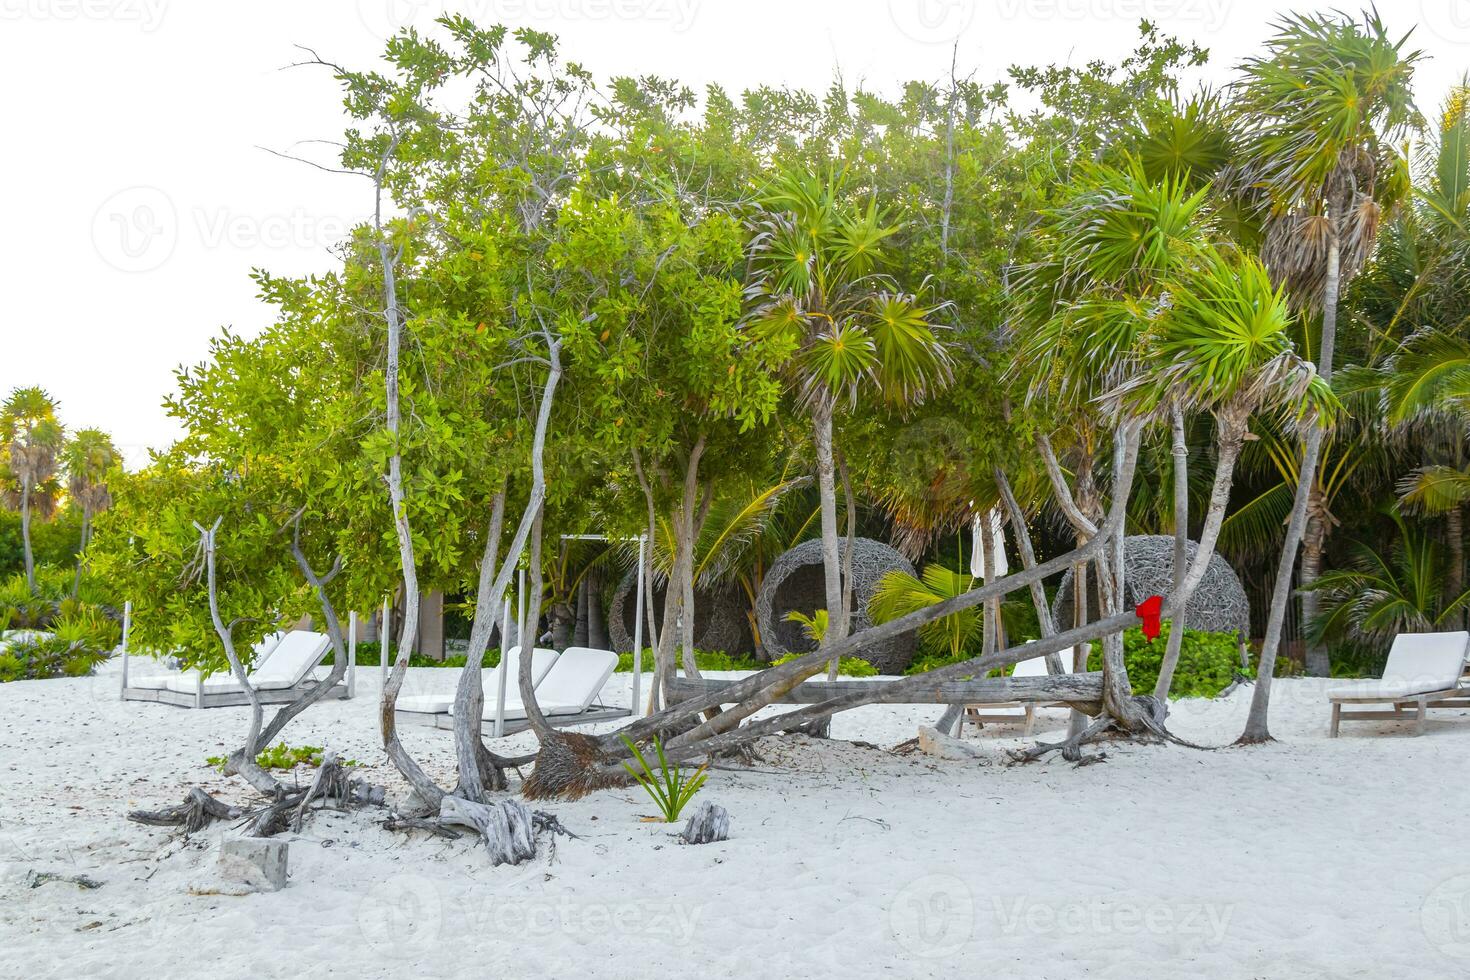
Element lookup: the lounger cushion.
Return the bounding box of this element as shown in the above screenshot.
[251,631,287,669]
[482,647,616,720]
[128,633,285,694]
[1326,631,1468,700]
[398,650,560,718]
[129,671,192,691]
[248,631,331,690]
[1325,679,1460,700]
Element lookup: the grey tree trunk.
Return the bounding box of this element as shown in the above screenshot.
[811,402,847,662]
[1154,407,1191,700]
[375,221,442,807]
[1301,510,1329,676]
[20,476,35,594]
[196,519,279,798]
[631,448,664,712]
[552,599,575,651]
[1243,227,1340,742]
[450,487,505,803]
[72,508,92,598]
[572,578,589,648]
[586,566,608,649]
[828,455,857,684]
[677,437,708,680]
[1449,506,1466,628]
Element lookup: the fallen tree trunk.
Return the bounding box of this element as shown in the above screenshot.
[520,425,1149,799]
[665,673,1104,706]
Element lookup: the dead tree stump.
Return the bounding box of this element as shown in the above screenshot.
[680,801,729,844]
[438,797,538,866]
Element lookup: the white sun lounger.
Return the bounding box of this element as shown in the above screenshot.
[122,630,347,708]
[126,632,285,692]
[397,646,626,735]
[393,646,560,719]
[964,645,1071,736]
[1327,631,1470,737]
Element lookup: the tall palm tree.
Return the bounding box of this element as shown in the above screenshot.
[1110,247,1337,699]
[1230,10,1421,734]
[746,169,952,678]
[1,387,64,594]
[1013,158,1215,719]
[61,429,120,597]
[1352,82,1470,625]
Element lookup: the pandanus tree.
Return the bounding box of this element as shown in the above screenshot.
[1012,159,1214,726]
[745,169,952,683]
[1229,9,1421,699]
[62,428,120,596]
[1,387,64,594]
[1117,249,1338,700]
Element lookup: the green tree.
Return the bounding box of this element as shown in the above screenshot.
[1230,9,1421,703]
[746,169,952,684]
[1,387,64,594]
[61,428,120,596]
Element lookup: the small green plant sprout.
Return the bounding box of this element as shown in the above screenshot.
[206,743,358,773]
[784,608,828,644]
[620,734,708,823]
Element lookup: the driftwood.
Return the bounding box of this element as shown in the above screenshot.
[679,801,729,845]
[128,757,385,840]
[439,797,538,866]
[27,871,103,890]
[383,815,465,839]
[128,788,243,834]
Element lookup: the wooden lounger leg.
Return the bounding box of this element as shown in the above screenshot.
[1023,705,1035,737]
[1415,697,1427,736]
[1330,702,1341,738]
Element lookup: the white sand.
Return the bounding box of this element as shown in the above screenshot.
[3,660,1469,979]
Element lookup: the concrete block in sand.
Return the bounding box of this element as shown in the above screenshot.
[216,837,289,892]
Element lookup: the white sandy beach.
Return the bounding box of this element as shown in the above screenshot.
[3,662,1469,979]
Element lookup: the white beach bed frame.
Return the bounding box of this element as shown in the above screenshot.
[963,645,1074,736]
[118,604,356,709]
[1327,631,1470,737]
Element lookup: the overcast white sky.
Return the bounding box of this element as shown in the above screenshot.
[2,1,1466,464]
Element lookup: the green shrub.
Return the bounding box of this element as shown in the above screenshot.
[1085,624,1244,699]
[620,734,707,823]
[207,742,358,773]
[614,649,766,672]
[0,630,112,682]
[771,651,879,677]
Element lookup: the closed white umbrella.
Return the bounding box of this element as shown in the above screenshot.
[971,508,1008,578]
